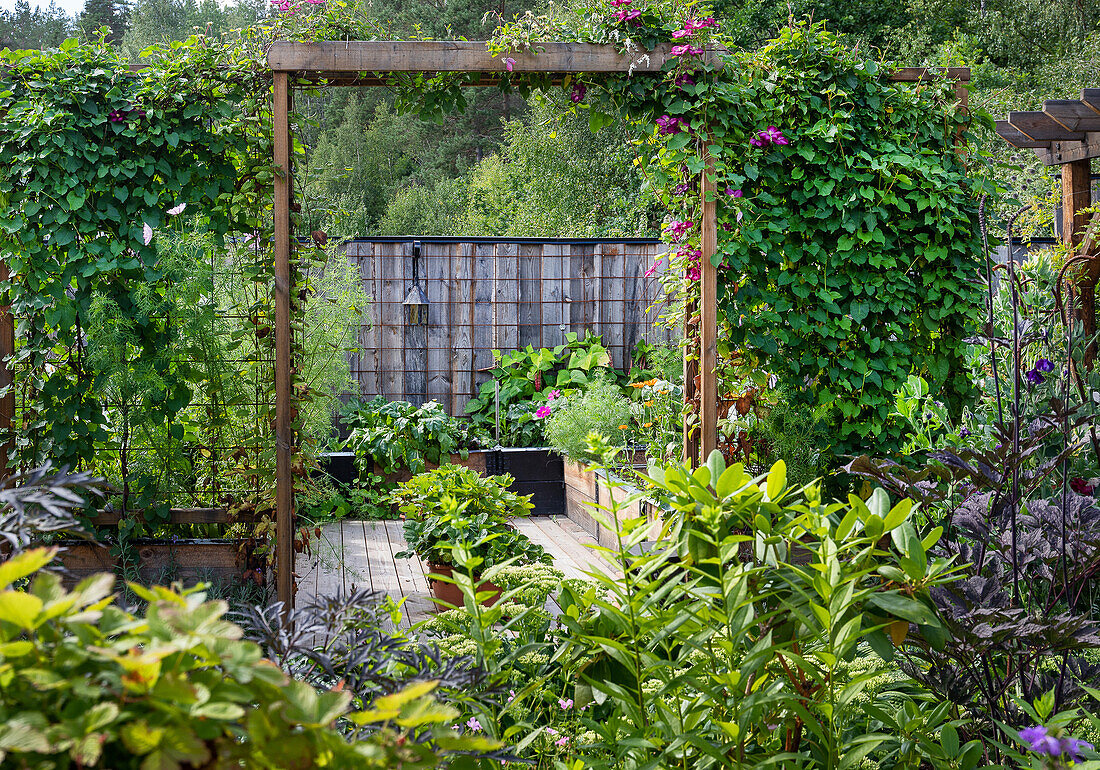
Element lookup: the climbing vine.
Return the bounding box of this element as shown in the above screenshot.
[420,6,989,454]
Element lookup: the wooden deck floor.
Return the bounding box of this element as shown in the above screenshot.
[295,516,621,628]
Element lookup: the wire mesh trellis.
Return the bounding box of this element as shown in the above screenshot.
[10,229,277,521]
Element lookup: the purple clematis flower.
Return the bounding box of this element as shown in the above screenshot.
[1035,358,1055,372]
[656,115,686,135]
[1025,369,1044,386]
[570,83,586,103]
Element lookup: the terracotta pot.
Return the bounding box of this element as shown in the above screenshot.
[426,563,502,610]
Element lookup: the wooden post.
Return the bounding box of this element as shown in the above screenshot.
[699,148,719,464]
[0,259,12,482]
[273,72,294,610]
[1062,158,1100,366]
[1064,160,1091,251]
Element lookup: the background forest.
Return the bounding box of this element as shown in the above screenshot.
[2,0,1091,238]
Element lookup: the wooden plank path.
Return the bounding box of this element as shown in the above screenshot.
[296,516,621,628]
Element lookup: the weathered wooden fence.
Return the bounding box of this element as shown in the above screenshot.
[344,237,671,414]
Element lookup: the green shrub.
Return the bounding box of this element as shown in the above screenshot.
[544,380,633,462]
[392,465,548,569]
[0,548,493,769]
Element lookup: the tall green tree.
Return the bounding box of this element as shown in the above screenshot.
[78,0,128,43]
[0,0,72,50]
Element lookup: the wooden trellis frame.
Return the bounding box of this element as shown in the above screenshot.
[267,41,968,608]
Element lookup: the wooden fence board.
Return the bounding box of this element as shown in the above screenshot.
[343,240,667,413]
[450,243,474,414]
[518,244,542,349]
[601,242,625,368]
[542,243,566,349]
[380,243,403,399]
[496,242,520,353]
[472,243,495,392]
[426,241,452,407]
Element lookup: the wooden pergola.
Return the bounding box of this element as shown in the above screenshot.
[267,41,723,608]
[995,95,1100,348]
[266,41,969,607]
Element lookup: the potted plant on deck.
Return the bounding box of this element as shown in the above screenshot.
[392,465,551,608]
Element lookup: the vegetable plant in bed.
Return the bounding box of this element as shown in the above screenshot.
[392,465,550,608]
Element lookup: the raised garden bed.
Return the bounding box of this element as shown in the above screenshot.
[563,459,661,548]
[56,538,253,587]
[319,447,566,516]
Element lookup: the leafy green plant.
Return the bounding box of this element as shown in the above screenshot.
[464,331,621,447]
[0,548,494,768]
[342,397,488,479]
[544,380,633,462]
[545,437,972,769]
[392,465,546,568]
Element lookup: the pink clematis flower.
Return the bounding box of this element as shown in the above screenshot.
[666,219,693,241]
[142,223,154,246]
[167,203,186,216]
[670,44,704,56]
[643,257,663,278]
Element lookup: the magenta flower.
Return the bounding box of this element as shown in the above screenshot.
[108,109,124,122]
[666,220,693,241]
[670,44,704,56]
[678,247,702,281]
[547,389,562,400]
[609,0,631,5]
[725,188,742,198]
[656,115,686,135]
[643,257,663,278]
[503,57,516,72]
[535,404,552,419]
[675,74,695,87]
[751,125,790,148]
[612,8,641,23]
[570,83,587,103]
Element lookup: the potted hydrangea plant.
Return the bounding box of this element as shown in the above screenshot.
[392,465,551,608]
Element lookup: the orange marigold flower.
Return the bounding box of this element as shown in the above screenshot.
[644,400,654,406]
[618,424,629,430]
